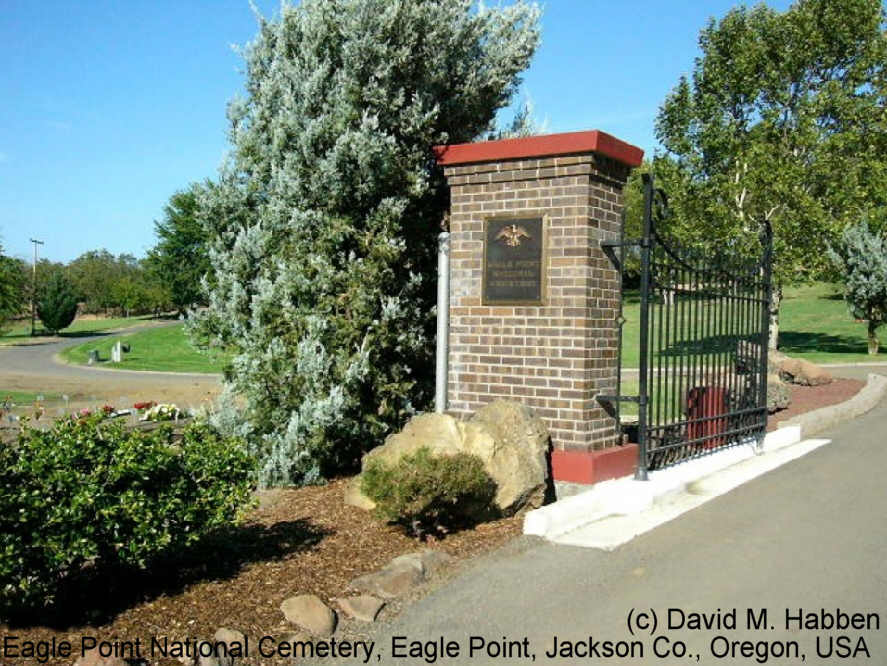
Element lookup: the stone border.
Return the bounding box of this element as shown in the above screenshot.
[778,372,887,437]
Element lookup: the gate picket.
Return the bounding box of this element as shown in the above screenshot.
[601,174,772,477]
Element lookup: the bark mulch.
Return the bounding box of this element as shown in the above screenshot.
[766,377,865,431]
[0,479,522,666]
[1,377,867,665]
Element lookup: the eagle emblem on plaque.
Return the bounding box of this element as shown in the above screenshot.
[495,224,531,247]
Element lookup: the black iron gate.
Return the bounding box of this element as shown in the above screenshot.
[601,174,773,479]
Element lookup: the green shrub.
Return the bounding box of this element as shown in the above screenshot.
[361,447,497,536]
[0,413,255,616]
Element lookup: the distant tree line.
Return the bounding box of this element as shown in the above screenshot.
[0,182,211,334]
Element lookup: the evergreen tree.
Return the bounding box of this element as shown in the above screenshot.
[37,272,79,335]
[828,220,887,355]
[0,244,26,335]
[191,0,540,486]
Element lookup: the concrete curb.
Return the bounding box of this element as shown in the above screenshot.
[551,436,832,550]
[778,372,887,437]
[524,372,887,543]
[523,426,801,540]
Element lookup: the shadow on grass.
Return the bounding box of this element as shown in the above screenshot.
[58,330,114,339]
[778,331,878,356]
[11,518,332,629]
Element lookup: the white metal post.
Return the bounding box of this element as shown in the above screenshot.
[435,231,450,413]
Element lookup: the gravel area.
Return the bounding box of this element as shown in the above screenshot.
[766,377,865,431]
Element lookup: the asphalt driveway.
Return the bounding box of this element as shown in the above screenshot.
[362,397,887,665]
[0,324,221,406]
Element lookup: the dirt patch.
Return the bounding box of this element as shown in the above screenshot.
[766,377,865,431]
[0,372,221,412]
[0,479,523,666]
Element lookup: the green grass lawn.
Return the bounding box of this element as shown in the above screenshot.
[619,282,887,367]
[0,315,155,344]
[53,283,883,374]
[60,324,228,374]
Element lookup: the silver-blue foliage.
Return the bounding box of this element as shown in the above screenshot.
[190,0,540,486]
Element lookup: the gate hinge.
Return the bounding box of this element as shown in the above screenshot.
[600,239,643,272]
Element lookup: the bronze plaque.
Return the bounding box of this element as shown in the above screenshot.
[482,217,545,305]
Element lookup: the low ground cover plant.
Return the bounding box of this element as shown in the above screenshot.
[361,447,497,538]
[0,412,255,617]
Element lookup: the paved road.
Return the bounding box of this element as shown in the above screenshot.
[365,398,887,665]
[0,324,218,380]
[0,324,221,405]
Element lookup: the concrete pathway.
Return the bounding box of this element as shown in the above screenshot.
[366,398,887,665]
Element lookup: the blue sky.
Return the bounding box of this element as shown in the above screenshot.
[0,0,791,264]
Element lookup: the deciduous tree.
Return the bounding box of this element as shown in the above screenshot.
[0,244,26,335]
[146,184,211,315]
[654,0,887,348]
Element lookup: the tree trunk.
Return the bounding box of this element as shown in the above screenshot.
[768,284,782,350]
[868,320,879,355]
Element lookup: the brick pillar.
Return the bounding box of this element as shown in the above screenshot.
[434,130,643,488]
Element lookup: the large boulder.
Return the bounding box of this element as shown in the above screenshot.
[469,400,550,512]
[347,401,550,515]
[753,345,832,386]
[777,357,832,386]
[768,349,790,376]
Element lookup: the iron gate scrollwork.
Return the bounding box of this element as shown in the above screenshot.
[601,173,773,479]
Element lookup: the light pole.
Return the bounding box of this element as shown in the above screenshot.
[29,238,44,336]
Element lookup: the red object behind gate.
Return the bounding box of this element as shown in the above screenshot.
[686,386,729,449]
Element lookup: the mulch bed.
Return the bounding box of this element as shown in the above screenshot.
[0,377,868,665]
[766,377,865,431]
[0,479,522,666]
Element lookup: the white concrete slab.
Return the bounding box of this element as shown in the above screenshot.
[552,438,830,550]
[524,425,802,540]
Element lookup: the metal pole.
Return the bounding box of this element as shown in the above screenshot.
[435,231,450,413]
[29,238,44,336]
[636,174,654,480]
[757,222,773,450]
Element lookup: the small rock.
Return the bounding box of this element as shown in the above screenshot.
[350,565,423,599]
[387,553,426,576]
[74,650,127,666]
[337,595,386,622]
[281,594,337,636]
[212,628,247,666]
[387,550,453,578]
